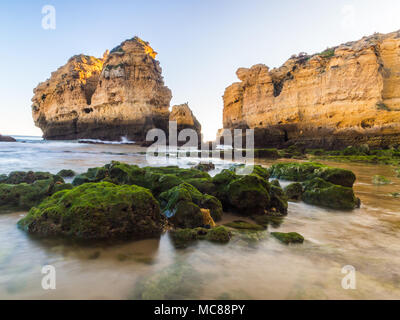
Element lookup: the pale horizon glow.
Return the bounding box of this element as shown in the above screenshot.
[1,0,400,141]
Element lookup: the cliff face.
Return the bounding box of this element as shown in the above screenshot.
[32,37,172,141]
[169,103,202,138]
[222,30,400,149]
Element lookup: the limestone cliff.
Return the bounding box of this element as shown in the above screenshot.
[169,103,202,139]
[222,30,400,149]
[32,37,172,141]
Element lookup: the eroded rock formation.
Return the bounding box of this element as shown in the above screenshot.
[32,37,172,141]
[169,103,202,142]
[222,30,400,149]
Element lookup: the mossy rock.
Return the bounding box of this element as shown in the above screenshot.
[199,195,223,222]
[0,178,72,211]
[269,162,356,187]
[159,183,222,228]
[57,169,76,178]
[212,169,237,186]
[185,177,217,195]
[224,220,266,231]
[372,175,391,185]
[231,229,268,244]
[169,225,230,248]
[252,215,284,228]
[229,165,270,180]
[269,184,288,215]
[227,174,271,215]
[302,178,360,210]
[0,171,62,185]
[213,169,287,215]
[271,232,304,245]
[169,228,209,248]
[192,162,215,172]
[18,182,162,240]
[72,167,108,186]
[284,182,303,201]
[270,179,281,188]
[72,162,209,197]
[206,226,231,243]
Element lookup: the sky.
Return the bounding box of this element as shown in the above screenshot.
[1,0,400,141]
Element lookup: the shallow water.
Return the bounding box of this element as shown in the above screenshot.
[0,137,399,299]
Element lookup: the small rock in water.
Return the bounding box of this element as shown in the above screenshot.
[372,175,391,185]
[192,162,215,172]
[224,220,266,231]
[57,169,76,178]
[271,232,304,245]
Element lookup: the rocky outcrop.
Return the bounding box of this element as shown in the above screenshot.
[32,37,172,141]
[169,103,202,143]
[222,30,400,149]
[0,135,16,142]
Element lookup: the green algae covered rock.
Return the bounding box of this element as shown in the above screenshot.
[302,178,360,210]
[0,177,72,211]
[192,162,215,172]
[270,179,281,188]
[185,177,217,195]
[72,167,108,186]
[227,174,271,215]
[57,169,76,178]
[271,232,304,245]
[284,182,303,201]
[269,162,356,188]
[159,183,223,228]
[224,220,266,231]
[269,184,288,215]
[18,182,162,240]
[206,226,231,243]
[73,162,210,197]
[252,215,284,228]
[372,175,391,185]
[169,228,208,248]
[229,164,270,180]
[0,171,63,185]
[212,168,287,216]
[169,226,231,248]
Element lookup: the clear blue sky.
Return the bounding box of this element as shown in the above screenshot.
[1,0,400,140]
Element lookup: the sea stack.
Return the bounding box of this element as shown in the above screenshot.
[221,30,400,149]
[31,37,172,142]
[169,103,202,142]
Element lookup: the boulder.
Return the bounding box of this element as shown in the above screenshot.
[269,162,356,188]
[18,182,162,240]
[284,182,303,201]
[302,178,360,210]
[271,232,304,245]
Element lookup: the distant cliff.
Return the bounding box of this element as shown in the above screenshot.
[222,30,400,149]
[32,37,173,141]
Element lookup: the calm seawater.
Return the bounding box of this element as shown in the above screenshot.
[0,136,399,299]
